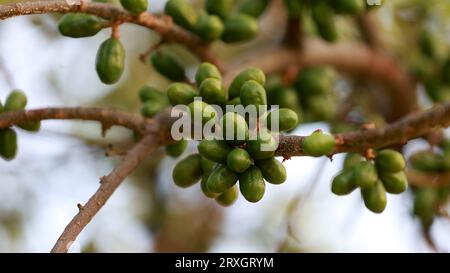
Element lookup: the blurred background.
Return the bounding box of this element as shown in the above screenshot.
[0,0,449,253]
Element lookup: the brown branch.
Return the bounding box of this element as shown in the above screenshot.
[0,0,221,67]
[276,101,450,157]
[0,107,149,133]
[407,170,450,188]
[356,13,383,49]
[224,39,417,120]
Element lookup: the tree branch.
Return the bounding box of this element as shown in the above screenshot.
[0,0,221,67]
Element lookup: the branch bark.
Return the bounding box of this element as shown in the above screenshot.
[0,0,220,67]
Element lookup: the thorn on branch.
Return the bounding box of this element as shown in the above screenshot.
[77,203,84,211]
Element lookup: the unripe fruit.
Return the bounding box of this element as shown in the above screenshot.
[220,112,249,146]
[0,128,17,160]
[198,139,233,163]
[227,148,252,173]
[375,149,406,173]
[361,181,387,213]
[196,15,224,42]
[95,38,125,84]
[227,97,241,106]
[201,173,220,199]
[58,13,103,38]
[207,164,239,193]
[200,156,216,173]
[307,94,337,122]
[268,87,300,113]
[172,153,202,188]
[332,169,357,196]
[302,130,335,157]
[240,80,267,115]
[195,62,222,87]
[150,50,185,81]
[352,161,378,189]
[256,157,287,185]
[380,172,408,194]
[229,68,266,99]
[410,151,447,172]
[141,100,167,117]
[138,86,166,103]
[18,121,41,132]
[165,0,199,31]
[205,0,233,20]
[165,139,188,157]
[343,153,364,169]
[246,131,278,160]
[120,0,148,14]
[331,0,366,15]
[312,2,338,42]
[413,188,439,227]
[199,78,227,106]
[239,166,265,203]
[238,0,269,18]
[295,67,334,97]
[4,91,27,112]
[266,108,298,132]
[188,101,217,125]
[167,83,198,106]
[216,185,238,206]
[221,14,259,44]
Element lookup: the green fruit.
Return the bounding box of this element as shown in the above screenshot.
[307,94,337,121]
[266,108,298,132]
[199,78,227,106]
[240,80,268,115]
[352,161,378,189]
[380,172,408,194]
[195,62,222,87]
[58,13,103,38]
[172,153,203,188]
[228,68,266,99]
[343,153,364,169]
[220,112,249,146]
[302,130,335,157]
[256,157,287,184]
[141,100,167,117]
[207,164,239,193]
[196,14,224,42]
[138,86,166,103]
[410,151,447,172]
[331,0,366,15]
[198,139,233,163]
[424,81,450,103]
[238,0,269,18]
[239,166,266,203]
[4,91,27,112]
[418,30,436,59]
[414,188,439,227]
[167,83,198,106]
[188,101,217,124]
[375,149,406,173]
[0,128,17,160]
[201,173,220,199]
[268,87,300,112]
[200,156,216,173]
[150,49,185,81]
[221,14,259,43]
[312,2,338,42]
[216,185,238,206]
[246,131,278,160]
[165,139,188,157]
[332,169,357,196]
[95,38,125,84]
[205,0,233,19]
[295,67,334,97]
[18,121,41,132]
[165,0,199,31]
[227,97,241,106]
[227,148,252,173]
[120,0,148,14]
[361,181,387,213]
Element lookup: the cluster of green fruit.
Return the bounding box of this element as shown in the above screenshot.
[332,149,408,213]
[284,0,383,42]
[165,0,268,43]
[265,66,338,124]
[57,0,150,85]
[413,186,450,229]
[0,91,40,161]
[409,140,450,173]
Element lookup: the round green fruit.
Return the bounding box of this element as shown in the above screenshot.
[0,128,17,160]
[332,169,357,196]
[240,80,268,115]
[238,0,269,18]
[196,15,224,42]
[165,139,188,157]
[165,0,199,31]
[352,161,378,189]
[205,0,233,20]
[188,101,217,125]
[343,153,364,169]
[228,68,266,99]
[246,131,278,160]
[380,172,408,194]
[199,78,227,106]
[4,90,27,112]
[220,112,249,146]
[195,62,222,87]
[151,49,185,81]
[120,0,148,14]
[266,108,298,132]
